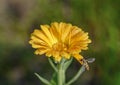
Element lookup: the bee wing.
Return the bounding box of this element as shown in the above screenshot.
[86,58,95,63]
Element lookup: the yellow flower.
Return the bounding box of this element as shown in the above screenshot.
[29,22,91,65]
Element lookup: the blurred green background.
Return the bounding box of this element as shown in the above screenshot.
[0,0,120,85]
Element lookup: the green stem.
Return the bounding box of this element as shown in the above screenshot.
[58,67,63,85]
[62,70,65,84]
[65,66,85,85]
[58,59,66,85]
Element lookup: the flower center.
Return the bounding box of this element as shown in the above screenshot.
[52,42,67,52]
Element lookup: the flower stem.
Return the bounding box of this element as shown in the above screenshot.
[65,66,85,85]
[58,67,63,85]
[58,59,66,85]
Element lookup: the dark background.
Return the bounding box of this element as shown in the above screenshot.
[0,0,120,85]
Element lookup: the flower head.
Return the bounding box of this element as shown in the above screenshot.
[29,22,91,66]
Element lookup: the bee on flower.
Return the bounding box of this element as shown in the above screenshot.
[29,22,91,70]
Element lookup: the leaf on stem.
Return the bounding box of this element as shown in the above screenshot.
[48,58,58,72]
[35,73,52,85]
[65,66,85,85]
[63,58,73,71]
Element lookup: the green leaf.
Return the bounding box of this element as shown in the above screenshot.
[35,73,52,85]
[63,58,73,71]
[48,58,58,72]
[50,72,57,85]
[65,66,85,85]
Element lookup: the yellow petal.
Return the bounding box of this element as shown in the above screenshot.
[32,29,52,47]
[61,24,72,42]
[35,49,48,55]
[73,54,84,65]
[41,25,55,44]
[62,52,71,59]
[55,56,62,62]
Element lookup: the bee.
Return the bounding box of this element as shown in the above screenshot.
[82,58,95,70]
[74,54,95,70]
